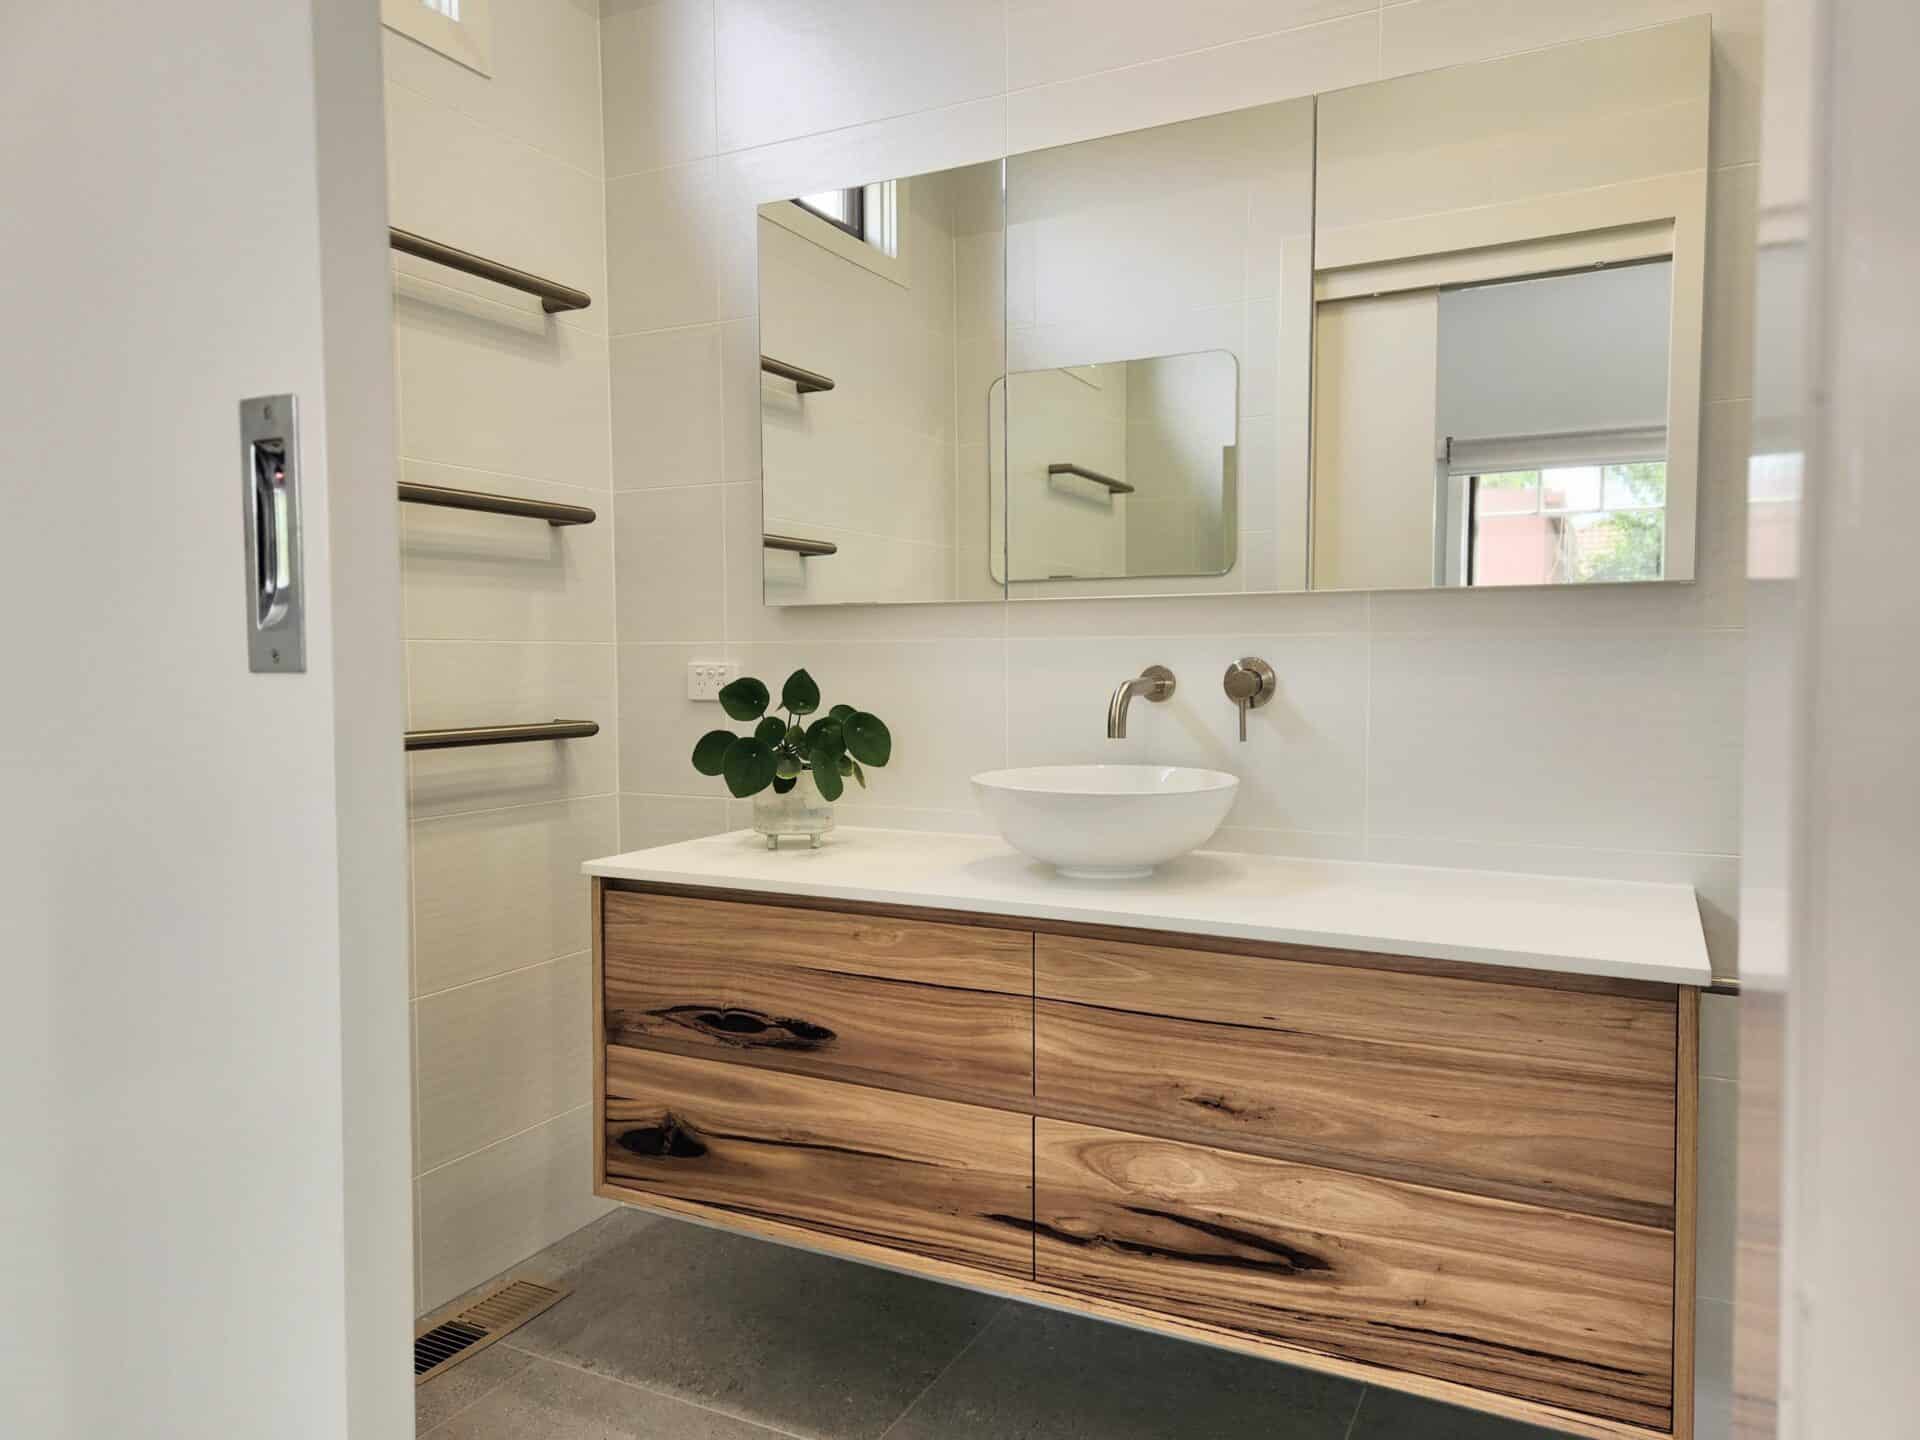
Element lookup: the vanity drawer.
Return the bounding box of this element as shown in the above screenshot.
[603,1045,1034,1278]
[1033,1118,1675,1431]
[603,890,1032,1104]
[1035,933,1679,1224]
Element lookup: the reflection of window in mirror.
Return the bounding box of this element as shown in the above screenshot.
[793,182,898,257]
[1459,464,1667,586]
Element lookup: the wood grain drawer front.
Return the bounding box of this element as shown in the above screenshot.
[604,1046,1035,1279]
[1035,935,1678,1225]
[1034,1119,1675,1431]
[604,891,1032,1104]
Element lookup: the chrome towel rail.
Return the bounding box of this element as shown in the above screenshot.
[405,720,600,752]
[761,356,836,394]
[764,533,838,557]
[398,481,596,527]
[390,226,592,314]
[1049,462,1135,495]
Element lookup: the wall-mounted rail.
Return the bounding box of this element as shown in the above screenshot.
[761,356,836,394]
[390,226,592,314]
[763,533,838,557]
[404,720,600,752]
[398,481,596,527]
[1049,462,1135,495]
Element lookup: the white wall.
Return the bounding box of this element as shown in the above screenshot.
[384,0,617,1315]
[600,4,1758,1430]
[0,3,411,1436]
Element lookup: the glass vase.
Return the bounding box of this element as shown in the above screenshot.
[751,770,836,849]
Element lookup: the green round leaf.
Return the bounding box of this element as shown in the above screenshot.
[837,754,854,776]
[691,729,736,777]
[781,668,821,716]
[718,675,770,722]
[754,715,786,747]
[812,760,844,802]
[844,711,892,767]
[828,703,857,722]
[771,775,798,794]
[774,750,802,779]
[808,718,843,754]
[721,737,778,797]
[849,759,867,789]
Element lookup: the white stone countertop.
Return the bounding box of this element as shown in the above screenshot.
[585,828,1711,988]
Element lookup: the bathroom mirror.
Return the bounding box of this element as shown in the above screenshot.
[1309,16,1709,591]
[990,350,1239,583]
[755,17,1708,605]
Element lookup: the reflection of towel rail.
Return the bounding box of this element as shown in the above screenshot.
[1048,462,1135,495]
[763,533,838,557]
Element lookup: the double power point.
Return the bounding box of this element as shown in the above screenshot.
[686,661,739,702]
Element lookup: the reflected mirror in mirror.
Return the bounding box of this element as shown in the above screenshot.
[758,160,1004,606]
[990,350,1238,582]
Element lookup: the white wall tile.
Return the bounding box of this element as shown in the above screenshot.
[395,282,612,487]
[611,325,724,490]
[1007,0,1376,92]
[713,0,1007,152]
[618,793,730,850]
[1698,1074,1739,1302]
[412,797,618,995]
[400,463,615,642]
[1705,163,1758,404]
[386,83,607,331]
[416,953,595,1169]
[1006,14,1378,154]
[720,318,763,485]
[416,1106,613,1313]
[601,0,718,175]
[1367,627,1744,854]
[1378,0,1763,169]
[1693,1296,1734,1440]
[617,643,744,797]
[1004,589,1367,638]
[407,641,616,818]
[614,487,727,641]
[1700,991,1739,1079]
[606,159,726,334]
[383,0,606,177]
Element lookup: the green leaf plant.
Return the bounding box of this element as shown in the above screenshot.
[689,669,893,803]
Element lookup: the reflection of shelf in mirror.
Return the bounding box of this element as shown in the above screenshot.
[760,356,836,394]
[763,533,839,557]
[1048,462,1135,495]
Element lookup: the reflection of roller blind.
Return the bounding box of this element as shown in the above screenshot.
[1446,425,1668,474]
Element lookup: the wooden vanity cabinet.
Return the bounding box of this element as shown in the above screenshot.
[594,880,1698,1440]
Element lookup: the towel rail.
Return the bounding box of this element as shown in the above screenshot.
[763,533,838,557]
[761,356,836,394]
[398,481,596,527]
[390,226,592,313]
[405,720,600,752]
[1048,462,1135,495]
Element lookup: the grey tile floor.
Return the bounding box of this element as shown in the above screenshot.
[418,1210,1572,1439]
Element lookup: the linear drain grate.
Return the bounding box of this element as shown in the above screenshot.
[414,1278,570,1384]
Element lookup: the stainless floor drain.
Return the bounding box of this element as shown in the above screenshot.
[414,1278,570,1384]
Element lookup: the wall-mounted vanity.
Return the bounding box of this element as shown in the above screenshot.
[584,833,1710,1440]
[754,16,1709,606]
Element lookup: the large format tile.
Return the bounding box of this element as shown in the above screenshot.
[1007,0,1375,91]
[607,159,727,334]
[885,1303,1363,1440]
[400,463,615,643]
[415,1342,533,1436]
[617,644,743,797]
[615,488,728,642]
[411,796,617,994]
[1366,627,1744,855]
[601,0,719,176]
[511,1217,1006,1440]
[415,953,594,1169]
[417,1107,614,1313]
[386,82,607,332]
[383,0,604,178]
[1346,1385,1569,1439]
[612,326,725,490]
[407,641,617,817]
[430,1355,786,1439]
[619,793,730,851]
[713,0,1006,153]
[395,283,612,487]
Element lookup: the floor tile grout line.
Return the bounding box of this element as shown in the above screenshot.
[416,1359,523,1440]
[494,1344,811,1440]
[1342,1385,1369,1440]
[874,1302,1013,1440]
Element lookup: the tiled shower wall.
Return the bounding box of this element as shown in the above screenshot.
[601,0,1756,1431]
[386,0,616,1314]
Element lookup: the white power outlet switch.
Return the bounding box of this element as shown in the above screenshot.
[686,660,738,702]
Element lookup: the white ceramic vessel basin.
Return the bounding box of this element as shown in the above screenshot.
[971,765,1238,879]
